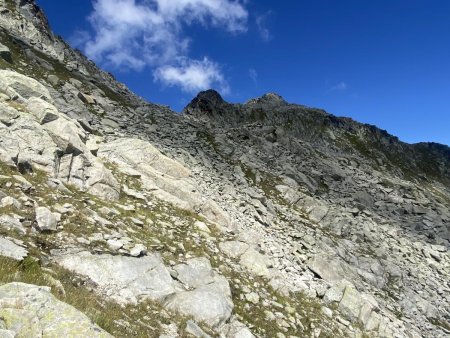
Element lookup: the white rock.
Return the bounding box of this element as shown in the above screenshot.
[0,237,28,260]
[239,249,271,277]
[107,239,123,251]
[35,206,58,231]
[129,243,147,257]
[0,282,111,337]
[53,250,176,305]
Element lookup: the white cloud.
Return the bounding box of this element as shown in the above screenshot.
[79,0,248,92]
[154,58,229,93]
[330,82,348,91]
[256,11,272,42]
[249,68,258,84]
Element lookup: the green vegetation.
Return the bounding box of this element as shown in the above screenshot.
[241,164,282,199]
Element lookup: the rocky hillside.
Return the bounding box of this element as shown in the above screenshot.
[0,1,449,337]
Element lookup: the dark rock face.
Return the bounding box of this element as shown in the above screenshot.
[184,90,450,186]
[184,89,236,124]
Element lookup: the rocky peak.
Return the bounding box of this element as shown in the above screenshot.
[245,92,287,106]
[183,89,235,123]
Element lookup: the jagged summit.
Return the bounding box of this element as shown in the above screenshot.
[245,92,287,106]
[183,90,291,125]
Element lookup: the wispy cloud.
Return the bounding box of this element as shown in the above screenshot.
[329,81,348,92]
[76,0,248,93]
[249,68,258,84]
[256,11,273,42]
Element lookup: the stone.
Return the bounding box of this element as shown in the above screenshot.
[0,215,26,235]
[0,329,15,338]
[101,118,119,129]
[0,43,12,63]
[185,320,212,338]
[239,249,271,277]
[338,285,362,321]
[123,185,146,200]
[0,196,21,209]
[174,257,231,297]
[0,283,112,337]
[321,306,333,318]
[0,70,52,101]
[78,92,96,104]
[0,237,28,260]
[53,250,176,305]
[164,286,233,328]
[47,74,60,86]
[35,206,58,231]
[107,239,123,251]
[194,220,211,233]
[164,257,233,328]
[26,97,59,124]
[364,311,381,331]
[245,292,260,304]
[307,255,344,283]
[12,175,32,191]
[221,320,256,338]
[129,243,147,257]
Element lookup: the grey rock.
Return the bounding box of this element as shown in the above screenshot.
[129,243,147,257]
[307,255,344,283]
[0,215,26,235]
[47,74,60,86]
[219,241,249,258]
[185,320,212,338]
[0,70,52,101]
[0,196,21,209]
[78,92,96,105]
[26,97,59,124]
[221,320,256,338]
[0,237,28,260]
[53,250,176,305]
[0,43,12,63]
[107,239,123,251]
[35,206,59,231]
[164,286,233,328]
[164,257,233,328]
[239,249,271,277]
[0,282,112,337]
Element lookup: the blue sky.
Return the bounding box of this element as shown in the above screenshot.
[36,0,450,145]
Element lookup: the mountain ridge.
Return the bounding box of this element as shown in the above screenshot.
[185,89,450,186]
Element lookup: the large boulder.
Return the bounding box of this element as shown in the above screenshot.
[0,215,26,235]
[53,250,176,305]
[164,287,233,329]
[35,206,59,232]
[0,282,112,337]
[307,254,345,283]
[0,70,52,102]
[164,258,233,328]
[0,237,28,260]
[239,249,271,277]
[26,97,59,124]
